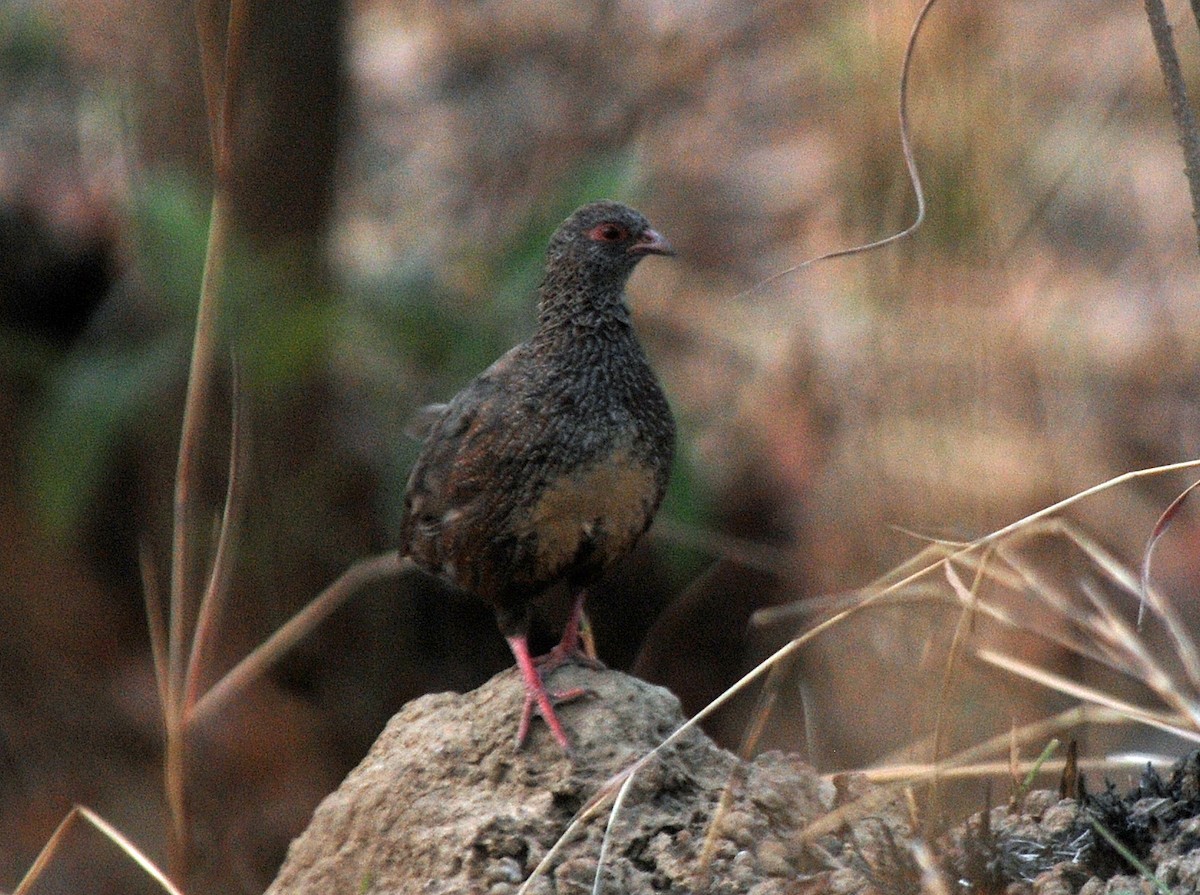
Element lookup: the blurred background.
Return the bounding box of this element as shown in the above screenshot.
[4,0,1200,891]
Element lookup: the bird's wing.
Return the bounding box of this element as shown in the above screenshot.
[399,343,539,542]
[402,342,526,442]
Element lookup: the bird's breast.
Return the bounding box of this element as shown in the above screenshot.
[514,447,661,581]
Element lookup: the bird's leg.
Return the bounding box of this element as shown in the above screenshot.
[537,589,605,674]
[506,634,588,751]
[578,606,598,662]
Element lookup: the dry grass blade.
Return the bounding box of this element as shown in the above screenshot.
[517,581,884,894]
[538,464,1200,887]
[930,557,989,820]
[13,809,81,895]
[516,768,629,895]
[517,600,857,894]
[1139,477,1200,612]
[971,515,1200,732]
[1144,0,1200,250]
[955,459,1200,557]
[905,788,951,895]
[592,761,643,895]
[13,806,184,895]
[1138,478,1200,689]
[183,358,249,713]
[867,704,1134,784]
[976,649,1200,743]
[139,538,169,719]
[747,0,935,300]
[160,4,258,879]
[193,0,254,174]
[695,659,791,884]
[776,460,1200,653]
[193,0,226,160]
[990,538,1143,678]
[167,190,230,721]
[77,807,184,895]
[907,503,1200,758]
[1076,579,1200,728]
[807,709,1148,844]
[768,460,1200,850]
[865,755,1154,785]
[160,187,235,883]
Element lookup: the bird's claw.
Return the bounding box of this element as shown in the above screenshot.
[515,684,594,751]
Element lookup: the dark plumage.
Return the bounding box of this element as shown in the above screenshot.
[398,201,676,750]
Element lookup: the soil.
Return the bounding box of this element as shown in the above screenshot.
[264,666,1200,894]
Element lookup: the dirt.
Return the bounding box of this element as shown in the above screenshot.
[264,665,1200,894]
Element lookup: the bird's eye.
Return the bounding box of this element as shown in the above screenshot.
[588,223,629,243]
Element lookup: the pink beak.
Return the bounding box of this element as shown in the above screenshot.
[628,228,675,257]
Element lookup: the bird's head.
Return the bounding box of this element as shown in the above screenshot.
[544,201,675,288]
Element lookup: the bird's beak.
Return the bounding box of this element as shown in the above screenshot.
[628,228,676,257]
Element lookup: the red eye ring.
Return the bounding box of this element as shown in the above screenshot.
[588,223,629,243]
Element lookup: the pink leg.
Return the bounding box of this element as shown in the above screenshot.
[539,590,605,673]
[506,634,588,751]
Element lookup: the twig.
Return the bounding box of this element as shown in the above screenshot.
[1144,0,1200,250]
[190,550,408,726]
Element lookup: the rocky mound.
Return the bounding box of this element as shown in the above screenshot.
[263,665,907,894]
[265,663,1200,894]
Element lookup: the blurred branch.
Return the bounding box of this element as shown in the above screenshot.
[744,0,936,299]
[1144,0,1200,252]
[194,0,253,178]
[191,550,408,727]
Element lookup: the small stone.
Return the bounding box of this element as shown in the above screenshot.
[483,857,523,884]
[755,839,791,877]
[1038,802,1079,834]
[722,810,757,848]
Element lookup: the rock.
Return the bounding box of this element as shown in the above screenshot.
[264,664,843,893]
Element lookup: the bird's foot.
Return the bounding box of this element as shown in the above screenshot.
[507,634,594,752]
[516,683,592,751]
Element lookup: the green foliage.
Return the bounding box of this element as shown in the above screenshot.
[0,4,63,78]
[26,173,341,532]
[658,423,711,579]
[29,337,180,532]
[133,175,212,318]
[222,244,336,390]
[26,175,208,533]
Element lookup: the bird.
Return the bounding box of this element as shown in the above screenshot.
[398,200,676,751]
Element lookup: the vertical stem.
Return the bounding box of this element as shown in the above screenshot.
[183,357,247,716]
[163,720,188,880]
[165,186,231,883]
[168,191,230,714]
[1144,0,1200,252]
[163,0,251,883]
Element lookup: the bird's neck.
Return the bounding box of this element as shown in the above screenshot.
[533,272,633,343]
